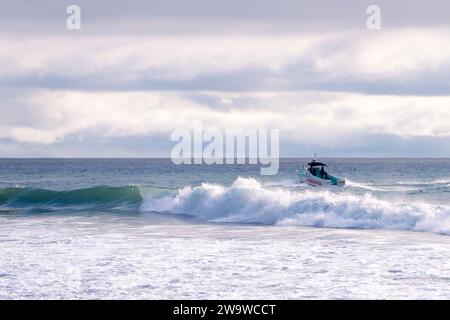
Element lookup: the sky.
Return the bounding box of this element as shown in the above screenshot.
[1,0,450,157]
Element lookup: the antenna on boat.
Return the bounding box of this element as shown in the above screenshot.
[313,152,317,161]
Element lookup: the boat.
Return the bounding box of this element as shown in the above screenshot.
[297,160,345,186]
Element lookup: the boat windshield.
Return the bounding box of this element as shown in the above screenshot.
[309,165,329,179]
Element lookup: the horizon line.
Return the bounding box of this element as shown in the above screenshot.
[1,157,450,160]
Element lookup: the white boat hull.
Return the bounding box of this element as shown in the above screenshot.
[297,168,345,186]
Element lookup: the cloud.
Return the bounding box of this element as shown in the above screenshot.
[1,28,449,95]
[2,90,450,156]
[0,34,319,79]
[1,1,450,157]
[2,0,450,34]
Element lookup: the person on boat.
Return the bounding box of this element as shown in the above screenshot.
[320,166,325,178]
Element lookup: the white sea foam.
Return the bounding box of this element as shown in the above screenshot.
[140,177,450,234]
[3,215,450,299]
[345,180,387,191]
[396,179,450,186]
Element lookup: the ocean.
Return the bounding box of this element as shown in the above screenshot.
[1,158,450,299]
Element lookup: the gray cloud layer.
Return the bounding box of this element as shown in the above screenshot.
[3,0,450,31]
[1,1,450,157]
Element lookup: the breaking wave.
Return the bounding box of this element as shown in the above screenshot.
[141,177,450,235]
[2,178,450,235]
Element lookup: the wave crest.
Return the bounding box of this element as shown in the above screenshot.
[141,177,450,234]
[3,178,450,235]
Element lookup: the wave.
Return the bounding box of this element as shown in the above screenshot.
[346,179,450,193]
[141,177,450,235]
[396,179,450,186]
[0,186,144,210]
[345,180,388,191]
[3,178,450,235]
